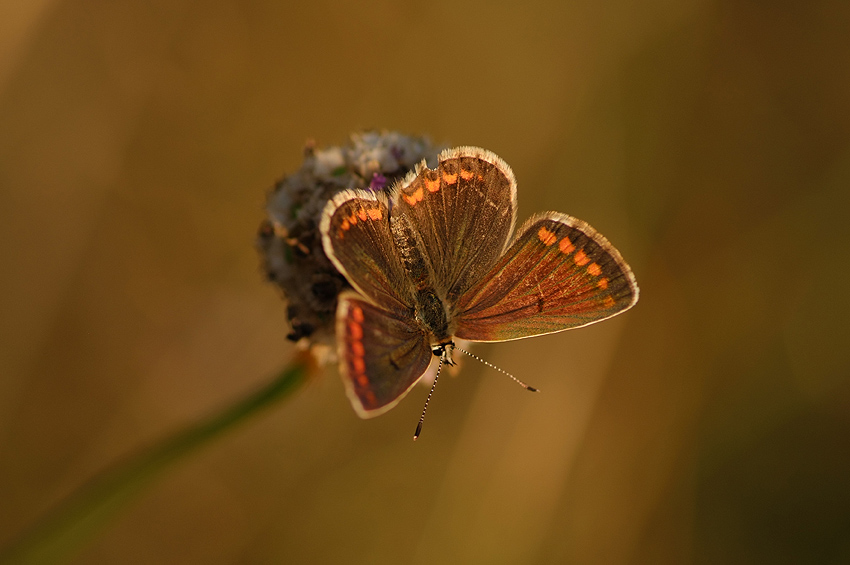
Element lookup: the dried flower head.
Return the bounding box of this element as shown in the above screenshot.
[258,131,443,353]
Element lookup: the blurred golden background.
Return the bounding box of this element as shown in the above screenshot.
[2,0,849,563]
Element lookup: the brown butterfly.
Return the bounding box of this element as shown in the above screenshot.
[321,147,638,421]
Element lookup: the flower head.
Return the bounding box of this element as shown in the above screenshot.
[258,131,442,353]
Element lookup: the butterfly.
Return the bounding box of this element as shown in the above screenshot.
[320,146,638,421]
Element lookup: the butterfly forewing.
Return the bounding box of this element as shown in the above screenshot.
[321,190,414,312]
[454,213,639,342]
[336,292,433,417]
[392,147,517,303]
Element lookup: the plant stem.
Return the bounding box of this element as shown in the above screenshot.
[0,354,312,565]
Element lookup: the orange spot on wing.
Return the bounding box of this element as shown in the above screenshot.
[597,277,609,289]
[347,305,370,392]
[459,168,474,181]
[403,186,424,206]
[538,226,557,246]
[357,208,367,221]
[348,214,358,225]
[587,262,602,276]
[558,237,574,254]
[425,178,440,192]
[348,320,363,340]
[603,296,616,308]
[340,219,350,231]
[442,172,458,184]
[574,249,589,265]
[367,208,382,220]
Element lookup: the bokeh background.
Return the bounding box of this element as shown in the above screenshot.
[2,0,849,563]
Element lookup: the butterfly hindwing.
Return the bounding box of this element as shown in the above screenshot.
[336,292,433,417]
[391,147,517,303]
[321,190,414,311]
[454,212,639,342]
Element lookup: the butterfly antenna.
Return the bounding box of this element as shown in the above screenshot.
[413,356,444,441]
[454,345,539,392]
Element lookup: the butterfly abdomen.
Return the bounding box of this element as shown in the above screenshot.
[414,287,450,342]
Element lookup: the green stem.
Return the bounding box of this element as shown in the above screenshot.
[0,356,311,565]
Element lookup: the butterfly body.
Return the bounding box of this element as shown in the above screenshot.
[321,147,638,418]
